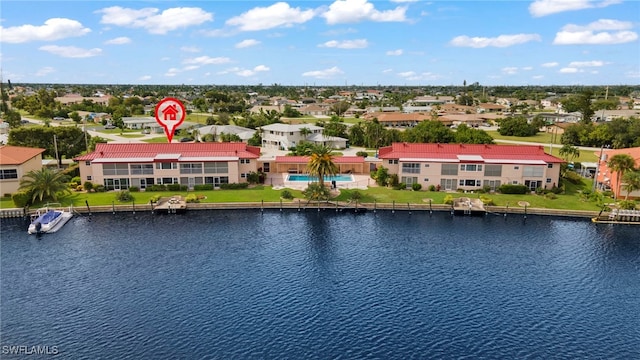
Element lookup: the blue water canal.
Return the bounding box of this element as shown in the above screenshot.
[1,210,639,359]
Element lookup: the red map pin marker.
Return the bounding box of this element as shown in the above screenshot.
[155,97,186,143]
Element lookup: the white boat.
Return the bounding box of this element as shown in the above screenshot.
[28,204,74,234]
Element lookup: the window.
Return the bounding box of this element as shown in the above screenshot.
[241,173,249,178]
[158,177,178,185]
[484,164,502,177]
[547,163,553,168]
[424,164,430,168]
[85,161,91,166]
[512,180,519,184]
[240,159,250,164]
[103,164,129,176]
[514,166,519,170]
[204,162,228,174]
[0,169,18,180]
[180,163,203,174]
[523,166,544,177]
[87,176,92,181]
[441,164,458,175]
[156,162,176,170]
[388,159,398,165]
[402,163,420,174]
[130,164,154,175]
[546,178,552,183]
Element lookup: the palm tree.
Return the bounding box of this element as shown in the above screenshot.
[19,167,70,204]
[607,153,636,199]
[559,144,580,162]
[307,144,338,188]
[621,170,640,200]
[299,127,312,142]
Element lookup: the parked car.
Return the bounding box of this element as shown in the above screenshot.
[53,117,65,121]
[104,124,117,129]
[179,137,193,142]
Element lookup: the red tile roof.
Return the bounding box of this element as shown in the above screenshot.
[0,145,46,165]
[378,143,564,163]
[74,142,261,161]
[275,155,365,164]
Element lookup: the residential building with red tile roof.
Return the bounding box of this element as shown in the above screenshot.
[273,155,366,175]
[74,143,260,190]
[377,143,564,191]
[0,145,46,196]
[594,146,640,199]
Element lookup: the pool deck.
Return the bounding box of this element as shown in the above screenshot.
[267,173,372,190]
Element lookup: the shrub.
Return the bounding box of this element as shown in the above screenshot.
[220,183,249,190]
[83,181,94,191]
[303,183,330,201]
[115,190,134,202]
[75,185,84,191]
[185,194,199,203]
[194,184,214,191]
[551,186,563,194]
[167,184,186,191]
[94,185,106,192]
[479,196,495,206]
[149,195,161,203]
[147,184,167,192]
[393,182,406,190]
[128,186,139,192]
[281,190,293,199]
[411,183,422,191]
[443,195,454,205]
[428,185,436,192]
[618,200,637,210]
[602,190,614,198]
[563,171,583,185]
[350,190,362,201]
[12,191,31,207]
[356,151,368,158]
[544,193,557,200]
[483,185,492,193]
[498,184,529,194]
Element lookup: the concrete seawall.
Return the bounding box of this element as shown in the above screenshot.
[2,202,601,219]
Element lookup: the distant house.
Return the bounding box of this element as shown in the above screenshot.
[0,145,46,196]
[122,117,198,134]
[364,112,432,127]
[259,123,347,150]
[74,143,260,190]
[197,125,255,142]
[377,143,564,191]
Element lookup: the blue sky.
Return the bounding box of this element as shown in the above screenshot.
[1,0,639,86]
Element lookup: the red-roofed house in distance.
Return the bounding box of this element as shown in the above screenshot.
[0,145,46,196]
[74,143,260,191]
[377,143,564,191]
[594,146,640,199]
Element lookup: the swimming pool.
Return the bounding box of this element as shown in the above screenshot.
[287,174,354,182]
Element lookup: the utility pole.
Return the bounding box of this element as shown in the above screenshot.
[53,134,61,168]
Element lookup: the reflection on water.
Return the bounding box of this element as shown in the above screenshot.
[1,210,639,359]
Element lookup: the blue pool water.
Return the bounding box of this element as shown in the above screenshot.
[287,174,354,182]
[1,210,639,359]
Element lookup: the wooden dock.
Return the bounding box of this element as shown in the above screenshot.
[452,197,486,215]
[153,196,187,214]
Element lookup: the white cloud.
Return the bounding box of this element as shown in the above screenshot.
[529,0,622,17]
[397,71,440,81]
[386,49,403,56]
[235,39,261,48]
[165,68,180,77]
[568,60,605,67]
[183,56,231,65]
[180,46,200,53]
[322,0,408,24]
[226,2,316,31]
[39,45,102,58]
[0,18,90,43]
[553,19,637,45]
[139,75,152,81]
[302,66,344,79]
[541,62,559,67]
[532,75,545,79]
[382,68,394,73]
[236,65,270,77]
[522,66,533,71]
[319,39,369,49]
[96,6,213,35]
[450,33,541,48]
[105,37,131,45]
[35,67,55,76]
[559,67,581,73]
[502,67,519,75]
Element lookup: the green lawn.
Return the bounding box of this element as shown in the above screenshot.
[486,130,598,162]
[1,179,606,212]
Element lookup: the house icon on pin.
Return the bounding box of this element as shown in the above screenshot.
[162,104,179,121]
